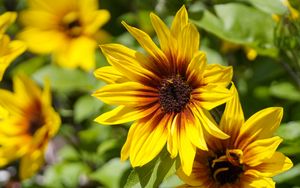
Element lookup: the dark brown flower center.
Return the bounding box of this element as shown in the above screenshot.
[26,101,45,136]
[158,75,192,113]
[209,150,244,185]
[60,13,82,38]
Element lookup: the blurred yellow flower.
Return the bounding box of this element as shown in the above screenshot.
[221,41,257,61]
[272,0,299,22]
[93,6,232,175]
[177,85,293,187]
[0,12,26,81]
[282,0,299,20]
[18,0,110,71]
[0,75,61,180]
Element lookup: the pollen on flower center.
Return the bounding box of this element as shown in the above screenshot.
[209,150,244,185]
[158,75,192,113]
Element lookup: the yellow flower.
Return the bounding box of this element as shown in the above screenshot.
[177,84,293,187]
[0,75,61,180]
[18,0,110,71]
[93,6,233,175]
[221,41,257,61]
[0,12,26,81]
[282,0,299,20]
[272,0,299,22]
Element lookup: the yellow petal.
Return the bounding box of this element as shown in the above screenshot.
[177,23,199,62]
[0,39,26,80]
[220,83,244,141]
[27,0,77,14]
[94,66,128,84]
[171,5,188,38]
[19,149,45,180]
[149,12,173,54]
[19,10,57,29]
[253,152,293,177]
[176,161,209,187]
[241,175,275,188]
[99,43,160,82]
[18,28,66,54]
[243,136,282,167]
[129,111,168,166]
[192,85,231,110]
[121,121,138,161]
[186,51,206,86]
[178,116,197,176]
[0,89,22,115]
[191,103,229,139]
[83,10,110,35]
[0,12,17,34]
[122,21,169,68]
[238,107,283,149]
[92,82,158,106]
[94,104,159,125]
[0,146,23,167]
[13,75,42,106]
[183,108,207,150]
[54,36,97,71]
[167,114,179,158]
[203,64,233,86]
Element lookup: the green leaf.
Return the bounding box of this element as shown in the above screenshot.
[43,162,90,188]
[79,123,110,144]
[160,174,183,188]
[274,164,300,183]
[239,0,287,14]
[276,121,300,141]
[11,56,46,76]
[192,3,278,57]
[32,64,103,93]
[124,149,178,188]
[58,145,80,161]
[74,95,104,123]
[270,82,300,101]
[89,158,130,188]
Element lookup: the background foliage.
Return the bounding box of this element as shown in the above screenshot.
[0,0,300,187]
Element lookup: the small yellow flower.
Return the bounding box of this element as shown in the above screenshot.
[0,12,26,81]
[177,84,293,187]
[0,75,61,180]
[221,41,257,61]
[18,0,110,71]
[272,0,299,22]
[93,6,233,175]
[282,0,299,20]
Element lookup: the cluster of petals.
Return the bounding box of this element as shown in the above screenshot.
[0,12,26,80]
[18,0,110,71]
[94,6,233,175]
[0,75,60,179]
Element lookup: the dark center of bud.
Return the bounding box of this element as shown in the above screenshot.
[61,13,82,38]
[209,150,244,185]
[26,101,45,136]
[158,75,192,113]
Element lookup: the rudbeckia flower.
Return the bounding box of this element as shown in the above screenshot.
[18,0,110,71]
[0,75,61,180]
[0,12,26,80]
[93,6,233,175]
[177,85,293,187]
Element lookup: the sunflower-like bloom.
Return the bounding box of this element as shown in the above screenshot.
[0,12,26,80]
[0,75,61,180]
[93,6,233,175]
[18,0,110,71]
[177,85,293,187]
